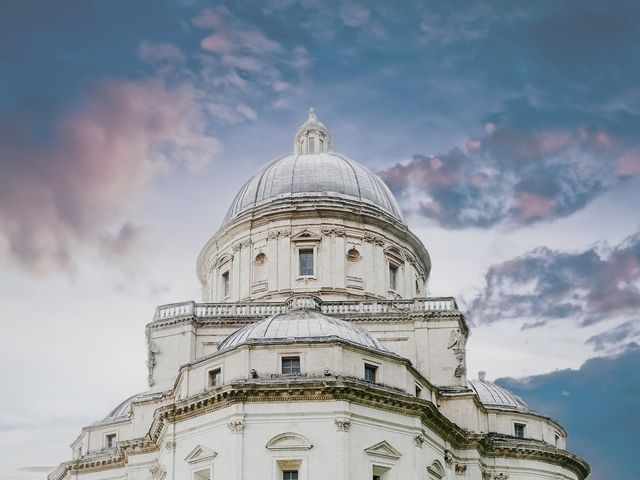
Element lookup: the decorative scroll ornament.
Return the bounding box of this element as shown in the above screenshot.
[447,328,467,377]
[227,420,245,432]
[321,227,345,237]
[335,418,352,431]
[455,463,467,474]
[363,232,385,246]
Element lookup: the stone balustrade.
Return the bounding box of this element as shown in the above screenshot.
[154,296,458,321]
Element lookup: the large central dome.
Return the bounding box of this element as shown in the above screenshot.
[223,109,404,225]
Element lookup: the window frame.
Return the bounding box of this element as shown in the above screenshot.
[283,471,299,480]
[281,355,301,375]
[221,270,230,298]
[514,422,526,438]
[388,263,398,291]
[104,432,117,449]
[192,466,213,480]
[207,366,223,388]
[364,362,379,383]
[298,248,315,277]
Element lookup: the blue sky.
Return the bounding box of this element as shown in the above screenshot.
[1,1,639,479]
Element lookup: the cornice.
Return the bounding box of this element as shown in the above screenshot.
[50,378,589,480]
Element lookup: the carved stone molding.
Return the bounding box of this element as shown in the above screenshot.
[268,229,292,240]
[335,418,352,431]
[164,441,176,451]
[414,434,426,447]
[495,474,509,480]
[363,232,384,246]
[227,420,245,433]
[482,471,492,480]
[321,227,345,237]
[149,462,166,480]
[444,450,454,468]
[455,463,467,474]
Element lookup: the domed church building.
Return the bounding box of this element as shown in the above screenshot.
[50,110,589,480]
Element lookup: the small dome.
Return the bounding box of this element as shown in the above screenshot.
[218,308,388,352]
[469,379,531,412]
[101,392,146,422]
[222,109,404,225]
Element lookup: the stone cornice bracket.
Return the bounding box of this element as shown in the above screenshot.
[335,418,352,431]
[414,433,426,447]
[454,463,467,475]
[227,419,245,433]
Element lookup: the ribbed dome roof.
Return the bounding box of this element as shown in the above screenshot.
[218,308,388,352]
[223,152,404,225]
[101,392,146,422]
[222,110,404,225]
[469,379,531,412]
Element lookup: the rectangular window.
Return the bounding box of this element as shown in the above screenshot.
[389,263,398,291]
[319,138,324,152]
[364,363,378,383]
[222,270,230,297]
[283,471,298,480]
[105,433,116,448]
[554,432,561,447]
[282,356,301,375]
[373,476,381,480]
[514,423,526,438]
[299,249,314,276]
[208,367,222,387]
[415,384,422,398]
[309,137,315,154]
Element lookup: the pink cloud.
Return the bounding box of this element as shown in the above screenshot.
[465,139,482,151]
[0,78,219,274]
[514,192,557,220]
[616,149,640,176]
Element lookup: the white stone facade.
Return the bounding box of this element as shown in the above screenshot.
[50,110,589,480]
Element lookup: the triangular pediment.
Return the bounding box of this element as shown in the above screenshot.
[291,230,321,242]
[364,440,402,460]
[266,432,313,451]
[184,445,218,464]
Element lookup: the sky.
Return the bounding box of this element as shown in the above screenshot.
[1,1,639,479]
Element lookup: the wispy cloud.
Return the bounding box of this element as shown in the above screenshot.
[379,99,640,228]
[0,75,219,274]
[467,230,640,351]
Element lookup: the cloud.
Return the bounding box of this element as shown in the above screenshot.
[378,99,640,228]
[339,4,371,27]
[192,7,310,117]
[0,76,219,274]
[467,231,640,350]
[497,344,640,480]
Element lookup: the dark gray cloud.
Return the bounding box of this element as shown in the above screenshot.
[468,231,640,343]
[497,344,640,480]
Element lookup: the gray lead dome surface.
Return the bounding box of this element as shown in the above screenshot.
[468,379,531,412]
[218,309,389,352]
[223,152,405,225]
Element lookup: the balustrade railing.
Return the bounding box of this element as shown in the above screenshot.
[154,297,457,321]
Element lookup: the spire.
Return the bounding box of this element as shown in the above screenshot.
[294,107,331,154]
